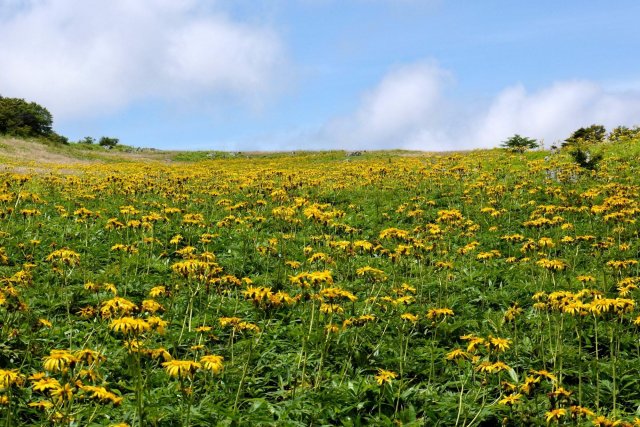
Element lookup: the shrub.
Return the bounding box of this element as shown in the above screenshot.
[569,146,603,170]
[46,132,69,145]
[0,96,53,137]
[608,126,640,143]
[563,124,606,147]
[99,137,119,149]
[500,134,539,153]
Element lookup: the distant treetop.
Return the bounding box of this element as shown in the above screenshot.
[0,95,53,138]
[501,134,539,153]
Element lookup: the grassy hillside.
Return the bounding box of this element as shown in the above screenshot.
[1,137,640,425]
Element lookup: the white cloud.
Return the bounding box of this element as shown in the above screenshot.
[322,61,453,149]
[320,61,640,151]
[0,0,287,119]
[470,81,640,148]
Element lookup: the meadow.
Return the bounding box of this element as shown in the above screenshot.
[2,142,640,426]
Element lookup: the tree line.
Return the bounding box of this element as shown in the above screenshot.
[0,96,119,148]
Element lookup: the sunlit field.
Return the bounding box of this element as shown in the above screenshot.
[2,144,640,426]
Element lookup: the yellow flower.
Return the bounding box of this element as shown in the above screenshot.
[100,297,137,319]
[569,405,594,418]
[45,248,80,267]
[531,369,557,383]
[499,393,522,406]
[149,286,167,297]
[319,287,357,302]
[200,355,224,374]
[549,386,572,399]
[519,376,540,395]
[219,317,242,327]
[545,408,566,423]
[110,317,151,335]
[74,349,105,364]
[503,304,522,322]
[426,308,454,320]
[320,303,343,314]
[32,377,61,393]
[147,316,168,334]
[374,369,397,386]
[488,336,511,353]
[80,385,123,405]
[355,266,388,282]
[445,349,472,361]
[28,400,54,410]
[43,350,77,372]
[475,361,510,374]
[460,334,485,352]
[325,323,339,334]
[162,360,201,378]
[400,313,419,323]
[147,348,172,361]
[50,382,74,403]
[0,369,24,389]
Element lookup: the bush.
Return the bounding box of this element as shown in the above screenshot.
[608,126,640,143]
[46,132,69,145]
[500,134,539,153]
[99,137,119,149]
[569,146,603,170]
[563,124,606,147]
[0,96,53,137]
[78,136,95,145]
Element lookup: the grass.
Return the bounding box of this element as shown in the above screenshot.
[0,138,640,425]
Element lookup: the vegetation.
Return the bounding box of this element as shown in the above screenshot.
[99,137,120,149]
[609,126,640,143]
[78,137,96,145]
[1,137,640,425]
[0,97,123,150]
[569,146,604,171]
[501,134,539,153]
[0,96,54,138]
[563,125,607,147]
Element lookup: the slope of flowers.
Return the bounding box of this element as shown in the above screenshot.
[1,146,640,425]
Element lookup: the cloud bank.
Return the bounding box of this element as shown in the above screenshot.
[319,62,640,151]
[0,0,287,119]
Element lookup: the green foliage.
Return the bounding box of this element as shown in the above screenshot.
[45,131,69,145]
[500,134,539,153]
[608,126,640,143]
[99,136,120,149]
[569,145,603,170]
[0,96,53,138]
[563,124,606,147]
[78,136,96,145]
[4,139,640,425]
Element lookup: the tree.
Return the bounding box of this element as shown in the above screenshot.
[0,96,53,137]
[501,134,539,153]
[563,124,606,147]
[608,126,640,143]
[99,136,119,149]
[78,136,95,145]
[569,146,603,171]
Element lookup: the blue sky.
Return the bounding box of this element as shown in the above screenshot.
[1,0,640,151]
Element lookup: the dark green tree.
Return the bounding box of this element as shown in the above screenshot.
[569,146,603,171]
[99,136,119,149]
[563,124,606,147]
[0,96,53,137]
[608,126,640,143]
[500,134,539,153]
